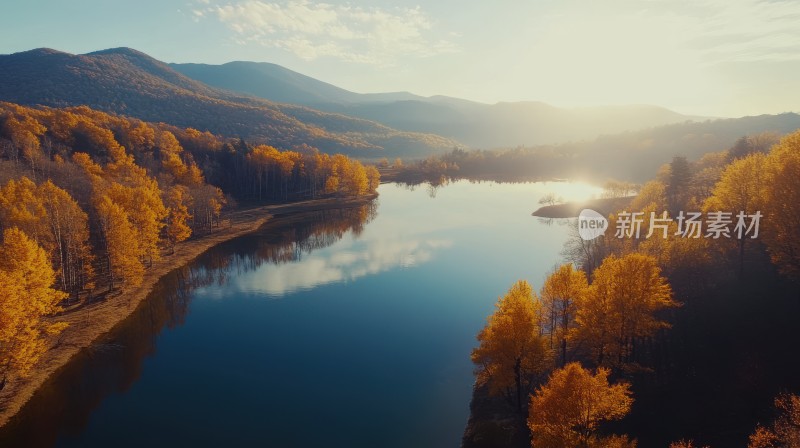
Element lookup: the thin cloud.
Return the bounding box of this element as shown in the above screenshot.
[658,0,800,64]
[193,0,457,65]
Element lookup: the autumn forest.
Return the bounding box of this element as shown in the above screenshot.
[2,6,800,446]
[0,101,379,396]
[467,133,800,447]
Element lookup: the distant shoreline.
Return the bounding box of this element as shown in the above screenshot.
[532,196,635,219]
[0,194,377,428]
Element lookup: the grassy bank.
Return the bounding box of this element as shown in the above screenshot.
[0,194,377,427]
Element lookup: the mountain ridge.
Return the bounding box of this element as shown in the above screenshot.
[2,46,791,161]
[0,47,456,157]
[169,59,707,148]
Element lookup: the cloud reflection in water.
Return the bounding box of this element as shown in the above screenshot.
[234,237,452,297]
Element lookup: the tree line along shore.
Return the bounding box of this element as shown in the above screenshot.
[465,132,800,447]
[0,101,380,425]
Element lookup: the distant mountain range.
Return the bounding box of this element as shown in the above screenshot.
[170,60,706,148]
[0,48,455,157]
[1,47,798,162]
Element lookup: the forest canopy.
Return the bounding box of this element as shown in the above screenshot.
[0,101,380,390]
[469,129,800,448]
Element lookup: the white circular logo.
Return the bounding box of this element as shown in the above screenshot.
[578,209,608,241]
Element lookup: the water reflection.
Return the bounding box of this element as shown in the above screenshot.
[0,181,579,448]
[0,201,379,448]
[535,217,573,227]
[0,265,194,447]
[174,202,380,291]
[231,238,452,297]
[185,201,452,298]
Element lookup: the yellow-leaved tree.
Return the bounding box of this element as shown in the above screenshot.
[0,177,94,299]
[75,147,167,288]
[629,180,667,212]
[3,112,46,174]
[528,362,634,448]
[248,144,280,200]
[103,169,167,266]
[95,194,144,290]
[761,131,800,279]
[350,161,370,196]
[0,177,48,244]
[669,441,709,448]
[748,393,800,448]
[703,152,767,277]
[38,180,94,298]
[471,280,550,411]
[0,228,68,389]
[572,253,677,368]
[164,185,193,253]
[365,165,381,192]
[541,264,589,367]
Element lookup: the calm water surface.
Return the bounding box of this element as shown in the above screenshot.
[0,180,599,448]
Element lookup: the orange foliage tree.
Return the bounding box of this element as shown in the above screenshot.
[748,393,800,448]
[471,280,551,411]
[703,152,767,277]
[528,362,634,448]
[572,253,677,368]
[0,228,68,388]
[0,177,93,298]
[95,194,144,289]
[541,264,589,367]
[761,131,800,279]
[164,185,193,252]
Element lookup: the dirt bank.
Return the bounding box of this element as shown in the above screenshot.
[0,194,376,427]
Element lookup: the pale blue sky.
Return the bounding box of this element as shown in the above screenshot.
[2,0,799,117]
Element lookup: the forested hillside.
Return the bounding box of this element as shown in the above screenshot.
[391,113,800,183]
[466,130,800,447]
[0,48,455,157]
[0,101,379,390]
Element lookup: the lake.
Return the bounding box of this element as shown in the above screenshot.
[0,180,600,448]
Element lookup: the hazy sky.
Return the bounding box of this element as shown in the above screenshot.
[1,0,799,117]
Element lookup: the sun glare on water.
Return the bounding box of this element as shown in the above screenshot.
[539,180,603,203]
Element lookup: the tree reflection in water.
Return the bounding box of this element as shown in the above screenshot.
[0,201,377,448]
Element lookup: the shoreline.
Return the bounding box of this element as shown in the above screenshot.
[532,195,635,219]
[0,194,377,428]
